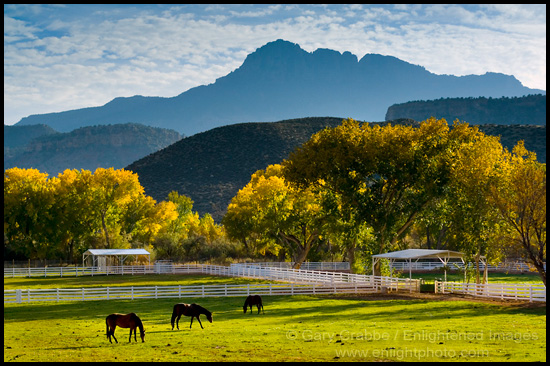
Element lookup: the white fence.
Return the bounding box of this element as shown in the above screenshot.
[5,262,544,304]
[4,282,382,304]
[245,262,350,271]
[435,281,546,302]
[4,263,419,304]
[390,261,544,272]
[3,262,350,278]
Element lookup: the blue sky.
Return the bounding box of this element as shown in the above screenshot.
[4,4,546,125]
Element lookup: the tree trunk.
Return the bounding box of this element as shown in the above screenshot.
[347,242,356,274]
[101,210,111,248]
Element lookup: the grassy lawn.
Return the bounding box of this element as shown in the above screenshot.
[3,274,547,362]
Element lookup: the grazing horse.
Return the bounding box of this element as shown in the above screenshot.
[243,295,264,314]
[106,313,145,343]
[171,303,213,330]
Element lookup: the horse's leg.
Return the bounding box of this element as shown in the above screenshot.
[257,304,261,314]
[106,320,111,343]
[197,316,204,329]
[111,327,118,343]
[129,328,133,343]
[176,314,182,330]
[189,316,193,329]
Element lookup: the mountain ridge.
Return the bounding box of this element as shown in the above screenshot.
[4,123,182,177]
[14,39,544,136]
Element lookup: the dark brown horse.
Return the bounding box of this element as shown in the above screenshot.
[106,313,145,343]
[243,295,264,314]
[171,303,213,330]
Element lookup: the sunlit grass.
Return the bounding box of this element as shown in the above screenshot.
[4,292,546,362]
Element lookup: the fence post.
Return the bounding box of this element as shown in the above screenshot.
[16,289,22,304]
[529,285,533,303]
[82,288,85,301]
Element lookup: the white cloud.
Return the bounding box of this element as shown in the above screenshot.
[3,4,546,125]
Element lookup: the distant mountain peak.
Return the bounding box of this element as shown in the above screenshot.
[14,39,544,136]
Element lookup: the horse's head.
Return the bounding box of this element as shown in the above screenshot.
[206,312,213,323]
[243,304,248,313]
[140,328,145,343]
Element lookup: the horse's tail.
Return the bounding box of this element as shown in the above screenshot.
[106,317,110,338]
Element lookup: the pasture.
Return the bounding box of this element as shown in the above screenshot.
[4,275,546,362]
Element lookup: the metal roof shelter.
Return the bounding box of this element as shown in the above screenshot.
[372,249,487,282]
[82,249,150,268]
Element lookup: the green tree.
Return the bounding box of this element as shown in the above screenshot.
[443,124,509,283]
[283,118,464,274]
[223,164,325,268]
[489,142,546,285]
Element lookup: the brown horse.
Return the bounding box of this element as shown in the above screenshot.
[171,303,213,330]
[106,313,145,343]
[243,295,264,314]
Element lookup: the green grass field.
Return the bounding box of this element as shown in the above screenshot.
[4,275,546,362]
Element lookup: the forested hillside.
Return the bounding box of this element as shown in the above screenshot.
[4,123,182,177]
[127,117,545,222]
[385,94,546,125]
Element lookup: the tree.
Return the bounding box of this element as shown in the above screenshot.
[283,118,463,274]
[49,169,98,263]
[87,168,144,248]
[489,142,546,285]
[4,168,54,260]
[443,124,509,283]
[223,164,325,268]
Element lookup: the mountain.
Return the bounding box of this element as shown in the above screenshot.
[4,123,182,177]
[4,124,59,162]
[385,95,546,125]
[126,117,358,219]
[14,39,544,136]
[125,117,545,222]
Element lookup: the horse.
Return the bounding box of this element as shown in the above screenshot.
[105,313,145,343]
[243,295,264,314]
[171,303,213,330]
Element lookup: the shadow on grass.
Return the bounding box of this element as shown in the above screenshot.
[4,293,545,326]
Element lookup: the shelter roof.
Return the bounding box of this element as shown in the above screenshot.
[83,249,150,256]
[371,249,464,260]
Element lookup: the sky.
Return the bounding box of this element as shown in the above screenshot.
[4,4,546,126]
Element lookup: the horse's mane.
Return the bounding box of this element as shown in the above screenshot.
[130,313,144,332]
[191,303,211,315]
